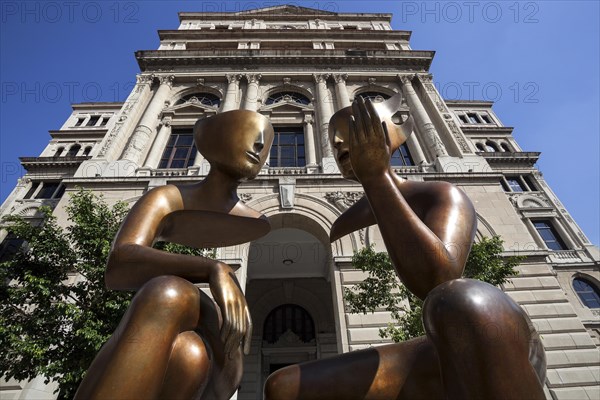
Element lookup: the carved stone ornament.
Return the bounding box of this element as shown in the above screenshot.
[313,73,330,84]
[158,75,175,87]
[333,74,348,84]
[447,120,472,153]
[226,73,242,84]
[325,191,363,211]
[245,74,262,84]
[161,117,172,127]
[239,193,253,203]
[283,77,292,85]
[399,74,416,85]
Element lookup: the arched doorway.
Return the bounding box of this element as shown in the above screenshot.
[238,219,340,399]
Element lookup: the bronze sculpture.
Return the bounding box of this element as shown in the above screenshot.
[264,96,546,399]
[74,110,274,399]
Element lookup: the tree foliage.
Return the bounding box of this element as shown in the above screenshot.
[0,189,209,399]
[344,236,523,343]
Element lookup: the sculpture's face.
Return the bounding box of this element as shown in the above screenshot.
[329,93,413,180]
[195,110,274,180]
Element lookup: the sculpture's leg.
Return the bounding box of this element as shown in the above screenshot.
[75,275,208,399]
[264,336,444,400]
[158,331,211,399]
[423,278,546,400]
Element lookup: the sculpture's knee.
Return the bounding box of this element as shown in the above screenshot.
[423,279,531,354]
[130,275,200,329]
[264,365,300,400]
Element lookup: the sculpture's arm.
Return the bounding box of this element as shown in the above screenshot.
[349,98,476,300]
[105,185,216,290]
[105,185,252,355]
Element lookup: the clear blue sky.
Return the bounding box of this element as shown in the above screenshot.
[1,1,598,245]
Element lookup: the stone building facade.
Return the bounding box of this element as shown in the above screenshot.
[1,5,598,400]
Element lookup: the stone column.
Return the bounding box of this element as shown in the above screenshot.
[303,113,317,167]
[333,73,351,109]
[314,73,334,157]
[121,75,174,164]
[242,74,262,111]
[222,73,242,112]
[399,75,448,157]
[143,116,172,168]
[406,135,427,165]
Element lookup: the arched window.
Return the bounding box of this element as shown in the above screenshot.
[357,91,390,103]
[83,146,92,156]
[67,144,81,157]
[573,277,600,309]
[54,147,65,157]
[177,93,221,107]
[485,141,499,152]
[263,304,315,344]
[266,91,310,105]
[501,143,512,152]
[476,143,486,152]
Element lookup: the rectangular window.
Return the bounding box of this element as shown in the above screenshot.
[506,177,525,192]
[100,117,109,126]
[35,182,61,199]
[502,175,537,192]
[74,117,85,127]
[457,114,469,124]
[0,233,24,263]
[533,221,567,251]
[391,143,414,167]
[480,114,492,123]
[87,116,100,127]
[24,182,40,199]
[158,129,197,169]
[467,113,480,124]
[270,127,305,168]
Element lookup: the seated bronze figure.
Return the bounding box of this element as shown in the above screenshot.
[75,110,274,399]
[264,96,546,399]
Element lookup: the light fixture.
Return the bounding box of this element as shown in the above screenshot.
[282,258,294,265]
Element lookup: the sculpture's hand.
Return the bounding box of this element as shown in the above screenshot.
[209,262,253,357]
[349,97,392,183]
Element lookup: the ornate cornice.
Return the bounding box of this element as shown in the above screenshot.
[136,50,434,72]
[476,151,540,167]
[19,156,91,172]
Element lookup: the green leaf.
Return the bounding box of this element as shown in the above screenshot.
[344,236,521,342]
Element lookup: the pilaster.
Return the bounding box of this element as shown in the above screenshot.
[121,75,174,165]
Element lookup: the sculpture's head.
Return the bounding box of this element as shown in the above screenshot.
[329,93,414,180]
[194,110,274,180]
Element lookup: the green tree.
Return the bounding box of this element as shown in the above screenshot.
[0,189,209,399]
[344,236,523,343]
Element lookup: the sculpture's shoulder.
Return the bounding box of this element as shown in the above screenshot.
[133,184,185,218]
[409,180,474,211]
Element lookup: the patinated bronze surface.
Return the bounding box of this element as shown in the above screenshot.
[264,96,546,399]
[75,110,274,400]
